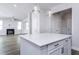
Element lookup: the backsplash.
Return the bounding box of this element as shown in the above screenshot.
[51,9,72,35]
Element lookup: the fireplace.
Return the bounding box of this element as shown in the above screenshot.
[7,29,15,35]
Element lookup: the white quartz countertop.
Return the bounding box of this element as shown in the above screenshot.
[20,33,71,47]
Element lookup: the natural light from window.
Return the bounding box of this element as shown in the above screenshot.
[26,22,29,30]
[17,22,21,30]
[0,20,3,30]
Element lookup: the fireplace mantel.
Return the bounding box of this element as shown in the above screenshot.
[7,29,15,35]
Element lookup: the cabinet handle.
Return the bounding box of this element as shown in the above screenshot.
[54,44,59,46]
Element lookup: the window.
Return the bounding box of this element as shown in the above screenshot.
[26,22,29,30]
[0,20,3,30]
[17,22,21,30]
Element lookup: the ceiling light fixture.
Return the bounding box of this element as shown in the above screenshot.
[33,6,40,11]
[13,4,17,7]
[48,10,52,17]
[34,6,38,11]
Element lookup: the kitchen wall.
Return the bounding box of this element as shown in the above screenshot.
[51,13,62,33]
[30,10,50,34]
[61,9,72,35]
[51,8,72,35]
[72,4,79,51]
[40,11,50,33]
[51,4,79,51]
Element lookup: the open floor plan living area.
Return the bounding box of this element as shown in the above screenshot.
[0,3,79,55]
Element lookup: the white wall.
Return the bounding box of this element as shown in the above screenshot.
[32,11,40,34]
[40,11,50,33]
[0,18,27,35]
[21,18,28,34]
[72,4,79,51]
[30,10,50,34]
[0,18,17,35]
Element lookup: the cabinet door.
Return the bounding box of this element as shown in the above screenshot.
[62,40,68,55]
[60,46,67,55]
[48,45,69,55]
[64,38,71,55]
[66,38,71,55]
[61,38,71,55]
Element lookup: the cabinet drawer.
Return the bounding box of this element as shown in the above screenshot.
[48,40,65,51]
[48,45,63,55]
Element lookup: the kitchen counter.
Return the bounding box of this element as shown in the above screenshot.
[20,33,71,47]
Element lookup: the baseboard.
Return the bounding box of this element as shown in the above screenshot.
[72,46,79,51]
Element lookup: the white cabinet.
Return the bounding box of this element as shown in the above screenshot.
[21,37,71,55]
[48,45,63,55]
[48,48,62,55]
[48,38,71,55]
[21,37,41,55]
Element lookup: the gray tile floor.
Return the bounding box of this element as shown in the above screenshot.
[0,35,20,55]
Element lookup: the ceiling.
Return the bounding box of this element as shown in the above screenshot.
[0,3,60,20]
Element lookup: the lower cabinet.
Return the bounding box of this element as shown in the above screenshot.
[21,37,71,55]
[63,38,71,55]
[48,45,68,55]
[49,49,61,55]
[47,38,71,55]
[48,46,63,55]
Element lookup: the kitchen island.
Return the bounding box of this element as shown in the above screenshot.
[20,33,71,55]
